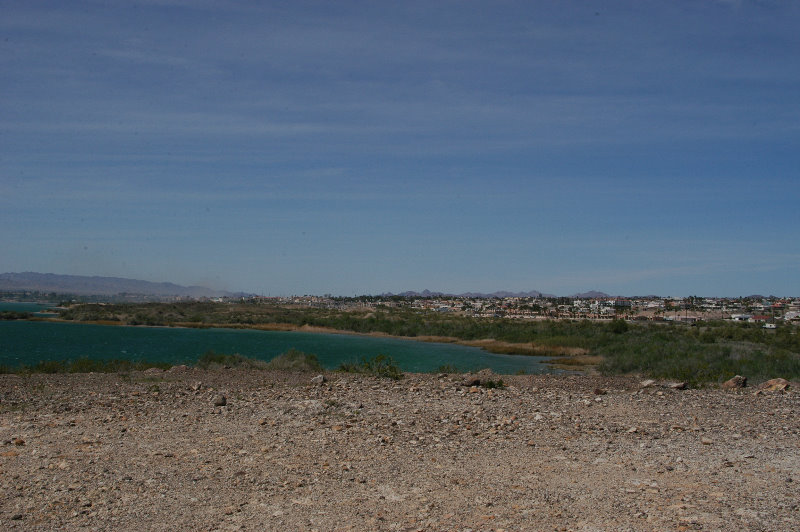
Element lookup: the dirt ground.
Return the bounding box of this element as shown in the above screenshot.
[1,369,798,531]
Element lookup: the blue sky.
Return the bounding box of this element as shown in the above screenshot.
[2,0,798,296]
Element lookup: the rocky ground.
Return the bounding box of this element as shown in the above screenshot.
[1,368,798,531]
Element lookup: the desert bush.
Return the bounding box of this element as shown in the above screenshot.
[196,350,267,370]
[264,348,323,372]
[482,378,506,389]
[338,354,403,380]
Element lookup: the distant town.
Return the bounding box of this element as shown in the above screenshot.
[246,294,797,326]
[1,272,797,326]
[6,291,793,326]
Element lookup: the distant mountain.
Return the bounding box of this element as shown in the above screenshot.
[0,272,237,298]
[571,290,611,299]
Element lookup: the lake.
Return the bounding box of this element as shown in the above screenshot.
[0,319,559,374]
[0,301,58,313]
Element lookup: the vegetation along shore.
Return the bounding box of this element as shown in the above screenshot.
[3,299,799,386]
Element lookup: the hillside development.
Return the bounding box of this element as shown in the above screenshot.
[1,369,798,530]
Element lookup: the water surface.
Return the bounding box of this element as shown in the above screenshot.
[0,320,558,374]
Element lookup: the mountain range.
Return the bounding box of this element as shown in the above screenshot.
[1,272,613,299]
[0,272,237,298]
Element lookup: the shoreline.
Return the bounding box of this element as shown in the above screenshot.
[24,317,598,372]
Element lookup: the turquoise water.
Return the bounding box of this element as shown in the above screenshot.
[0,301,56,313]
[0,320,558,374]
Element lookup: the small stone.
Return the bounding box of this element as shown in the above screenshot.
[627,427,638,433]
[593,388,606,395]
[213,395,227,407]
[640,379,656,388]
[701,437,713,445]
[721,375,747,389]
[311,374,326,385]
[191,382,203,391]
[11,513,23,520]
[13,438,25,446]
[669,382,687,390]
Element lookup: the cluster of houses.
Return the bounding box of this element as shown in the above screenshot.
[247,294,800,325]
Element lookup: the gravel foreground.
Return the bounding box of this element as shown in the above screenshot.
[1,369,798,531]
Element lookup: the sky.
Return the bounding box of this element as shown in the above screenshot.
[1,0,798,297]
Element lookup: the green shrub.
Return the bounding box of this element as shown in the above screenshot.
[482,379,505,389]
[264,348,323,372]
[196,350,267,370]
[337,354,403,380]
[608,319,629,334]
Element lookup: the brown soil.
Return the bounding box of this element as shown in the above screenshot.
[1,370,797,531]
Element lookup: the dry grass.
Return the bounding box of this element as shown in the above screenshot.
[460,339,589,357]
[546,355,604,366]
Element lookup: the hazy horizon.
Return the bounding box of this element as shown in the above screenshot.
[2,1,798,296]
[0,271,795,299]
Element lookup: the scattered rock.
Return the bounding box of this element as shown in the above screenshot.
[668,382,687,390]
[191,381,203,391]
[722,376,747,389]
[212,394,227,407]
[640,379,656,388]
[1,370,798,530]
[311,374,326,385]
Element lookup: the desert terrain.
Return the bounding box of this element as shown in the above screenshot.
[1,369,798,531]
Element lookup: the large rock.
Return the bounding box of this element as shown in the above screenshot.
[722,375,747,389]
[212,394,227,407]
[759,378,790,392]
[461,368,498,387]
